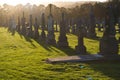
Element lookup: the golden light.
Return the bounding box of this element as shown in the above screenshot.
[0,0,107,6]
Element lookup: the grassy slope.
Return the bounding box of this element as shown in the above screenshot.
[0,27,120,80]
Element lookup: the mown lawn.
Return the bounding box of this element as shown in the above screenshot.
[0,27,120,80]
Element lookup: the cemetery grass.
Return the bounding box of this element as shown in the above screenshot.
[0,27,120,80]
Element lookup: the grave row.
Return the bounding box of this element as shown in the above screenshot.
[8,4,119,56]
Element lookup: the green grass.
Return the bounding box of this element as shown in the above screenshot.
[0,27,120,80]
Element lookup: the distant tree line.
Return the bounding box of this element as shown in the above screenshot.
[0,0,119,27]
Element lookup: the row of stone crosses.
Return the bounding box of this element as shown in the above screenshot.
[8,4,119,56]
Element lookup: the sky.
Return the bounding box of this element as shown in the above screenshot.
[0,0,107,6]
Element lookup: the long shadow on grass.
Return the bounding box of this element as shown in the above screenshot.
[71,33,101,41]
[85,36,101,41]
[86,60,120,80]
[9,29,83,55]
[15,30,56,51]
[34,39,55,52]
[34,38,75,56]
[25,36,120,80]
[7,29,120,80]
[7,28,16,36]
[56,46,76,56]
[17,31,38,48]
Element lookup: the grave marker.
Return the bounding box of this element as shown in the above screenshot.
[34,17,39,39]
[99,5,119,56]
[46,4,56,45]
[75,20,87,54]
[21,12,26,35]
[87,6,96,38]
[41,13,46,40]
[57,13,68,47]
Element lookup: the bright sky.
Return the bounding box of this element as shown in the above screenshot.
[0,0,107,6]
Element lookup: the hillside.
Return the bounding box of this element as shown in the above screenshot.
[0,27,120,80]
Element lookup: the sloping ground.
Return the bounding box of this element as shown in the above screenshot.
[0,27,120,80]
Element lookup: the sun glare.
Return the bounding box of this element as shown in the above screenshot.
[1,0,50,6]
[0,0,107,6]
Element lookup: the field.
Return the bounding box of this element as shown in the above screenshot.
[0,27,120,80]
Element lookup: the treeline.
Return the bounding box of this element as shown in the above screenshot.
[0,0,120,27]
